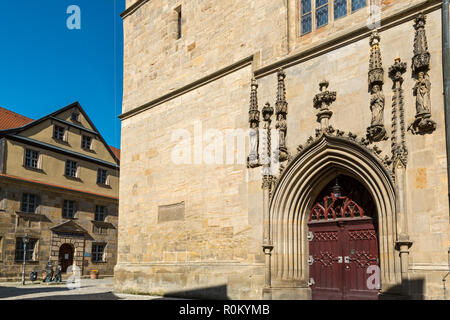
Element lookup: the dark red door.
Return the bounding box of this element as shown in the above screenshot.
[308,190,380,300]
[308,221,343,300]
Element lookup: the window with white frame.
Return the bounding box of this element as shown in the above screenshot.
[97,169,108,185]
[92,243,106,262]
[65,160,78,178]
[81,135,92,150]
[53,125,66,141]
[24,149,40,169]
[300,0,368,35]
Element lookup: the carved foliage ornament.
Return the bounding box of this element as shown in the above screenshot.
[313,80,336,130]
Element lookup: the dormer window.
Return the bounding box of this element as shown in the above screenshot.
[71,112,80,122]
[53,125,66,141]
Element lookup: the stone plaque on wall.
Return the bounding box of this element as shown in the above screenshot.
[158,201,185,223]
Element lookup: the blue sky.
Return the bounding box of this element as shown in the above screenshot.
[0,0,125,149]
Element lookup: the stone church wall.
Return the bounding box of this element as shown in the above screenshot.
[117,0,450,299]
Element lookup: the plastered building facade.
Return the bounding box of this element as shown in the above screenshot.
[0,103,120,279]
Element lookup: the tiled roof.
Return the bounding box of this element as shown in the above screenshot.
[109,145,121,160]
[0,106,33,130]
[0,105,121,161]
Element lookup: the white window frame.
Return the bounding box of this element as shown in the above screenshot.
[65,159,79,178]
[23,148,42,169]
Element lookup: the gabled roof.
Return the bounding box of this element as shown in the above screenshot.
[0,106,34,130]
[0,102,120,165]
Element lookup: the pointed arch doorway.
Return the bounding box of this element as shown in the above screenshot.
[267,133,401,300]
[308,175,380,300]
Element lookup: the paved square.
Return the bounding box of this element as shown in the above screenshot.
[0,278,179,300]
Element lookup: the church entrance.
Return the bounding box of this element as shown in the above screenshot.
[58,243,74,273]
[308,176,380,300]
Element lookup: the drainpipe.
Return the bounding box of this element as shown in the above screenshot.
[443,0,450,300]
[443,0,450,219]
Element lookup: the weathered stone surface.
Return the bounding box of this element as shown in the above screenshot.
[117,0,450,300]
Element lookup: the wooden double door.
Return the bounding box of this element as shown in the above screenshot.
[308,218,380,300]
[58,244,74,273]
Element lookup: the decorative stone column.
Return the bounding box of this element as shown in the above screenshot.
[408,12,436,135]
[313,80,336,131]
[389,57,413,296]
[367,30,388,143]
[261,102,274,299]
[247,78,261,168]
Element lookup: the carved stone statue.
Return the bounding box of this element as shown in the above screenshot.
[248,122,259,165]
[414,71,431,116]
[370,85,385,127]
[275,113,287,150]
[247,78,261,168]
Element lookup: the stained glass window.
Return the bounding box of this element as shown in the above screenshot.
[301,0,312,35]
[352,0,367,12]
[316,0,329,28]
[334,0,347,19]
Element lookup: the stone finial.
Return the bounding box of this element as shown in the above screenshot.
[313,80,336,130]
[388,57,407,86]
[368,30,384,92]
[249,77,260,127]
[275,68,287,116]
[412,12,430,73]
[262,102,274,120]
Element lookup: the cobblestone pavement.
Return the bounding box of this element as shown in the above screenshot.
[0,278,182,300]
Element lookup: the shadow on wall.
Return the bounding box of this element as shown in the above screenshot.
[163,284,229,300]
[379,278,426,300]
